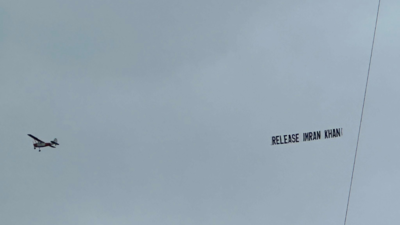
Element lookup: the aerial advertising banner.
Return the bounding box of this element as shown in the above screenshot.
[271,128,343,145]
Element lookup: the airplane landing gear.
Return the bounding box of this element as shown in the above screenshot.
[39,149,41,152]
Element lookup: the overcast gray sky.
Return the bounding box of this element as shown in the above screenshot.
[1,0,399,224]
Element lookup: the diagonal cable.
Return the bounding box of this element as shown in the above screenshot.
[343,1,381,225]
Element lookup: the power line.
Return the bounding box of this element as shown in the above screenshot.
[343,1,381,225]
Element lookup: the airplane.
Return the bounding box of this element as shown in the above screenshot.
[28,134,59,152]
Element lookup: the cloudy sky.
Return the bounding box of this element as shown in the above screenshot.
[1,0,399,224]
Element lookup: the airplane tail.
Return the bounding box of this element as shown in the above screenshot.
[51,138,59,145]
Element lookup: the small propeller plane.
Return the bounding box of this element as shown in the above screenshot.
[28,134,59,152]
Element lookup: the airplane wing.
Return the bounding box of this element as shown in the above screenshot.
[27,134,45,143]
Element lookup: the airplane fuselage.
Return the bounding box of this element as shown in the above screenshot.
[33,143,54,148]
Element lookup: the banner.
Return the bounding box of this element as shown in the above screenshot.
[271,128,343,145]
